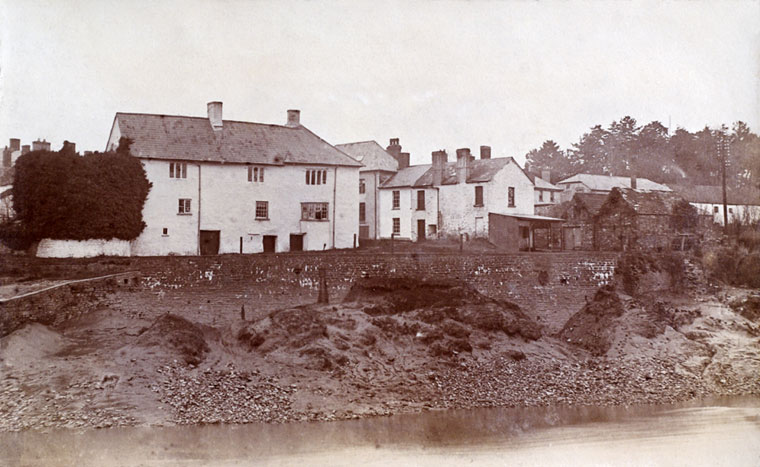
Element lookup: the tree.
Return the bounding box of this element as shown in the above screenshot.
[524,140,573,182]
[2,137,151,248]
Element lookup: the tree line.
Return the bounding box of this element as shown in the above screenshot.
[524,117,760,189]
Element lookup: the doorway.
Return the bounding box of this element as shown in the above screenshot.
[289,234,304,252]
[200,230,220,255]
[263,235,276,253]
[417,220,426,241]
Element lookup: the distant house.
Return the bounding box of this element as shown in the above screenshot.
[105,102,361,255]
[378,146,555,250]
[335,139,400,241]
[556,173,671,202]
[531,170,563,215]
[550,192,608,250]
[0,185,13,222]
[670,185,760,225]
[594,188,688,251]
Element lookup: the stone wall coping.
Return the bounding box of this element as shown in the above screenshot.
[0,271,139,304]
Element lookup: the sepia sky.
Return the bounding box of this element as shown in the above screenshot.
[1,0,758,166]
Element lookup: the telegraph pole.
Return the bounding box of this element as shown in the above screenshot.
[717,125,730,232]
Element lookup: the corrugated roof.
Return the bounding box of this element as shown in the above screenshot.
[670,184,760,206]
[335,141,398,172]
[557,174,671,192]
[113,113,362,167]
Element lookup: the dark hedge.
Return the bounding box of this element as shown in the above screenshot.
[7,138,151,243]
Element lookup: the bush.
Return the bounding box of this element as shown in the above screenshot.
[5,138,151,245]
[737,253,760,288]
[738,230,760,252]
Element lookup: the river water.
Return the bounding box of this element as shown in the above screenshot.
[2,397,759,466]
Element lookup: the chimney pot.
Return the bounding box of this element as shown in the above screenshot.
[287,109,300,127]
[207,101,223,130]
[630,174,637,190]
[479,145,491,159]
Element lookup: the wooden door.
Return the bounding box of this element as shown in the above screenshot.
[199,230,220,255]
[289,234,304,252]
[263,235,276,253]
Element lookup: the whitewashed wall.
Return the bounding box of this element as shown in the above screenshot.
[36,239,131,258]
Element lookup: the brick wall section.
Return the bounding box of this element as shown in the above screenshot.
[0,272,141,337]
[1,252,618,331]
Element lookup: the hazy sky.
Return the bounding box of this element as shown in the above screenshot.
[1,0,758,166]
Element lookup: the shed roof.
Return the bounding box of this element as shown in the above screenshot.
[111,113,362,167]
[335,141,398,172]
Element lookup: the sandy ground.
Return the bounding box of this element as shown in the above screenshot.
[1,278,759,432]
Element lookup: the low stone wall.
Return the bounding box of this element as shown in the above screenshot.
[36,239,132,258]
[0,271,141,337]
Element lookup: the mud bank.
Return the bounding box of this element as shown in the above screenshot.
[1,278,759,432]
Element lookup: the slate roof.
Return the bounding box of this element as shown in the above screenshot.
[599,188,683,217]
[111,113,362,167]
[335,141,398,172]
[670,185,760,206]
[381,157,522,189]
[557,174,672,192]
[533,177,562,191]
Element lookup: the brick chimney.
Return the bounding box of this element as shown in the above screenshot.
[207,101,223,131]
[287,109,300,127]
[480,145,491,159]
[9,138,20,151]
[397,152,410,169]
[32,139,51,152]
[630,174,637,190]
[456,148,472,184]
[21,145,30,155]
[432,150,448,186]
[2,148,9,167]
[541,169,551,183]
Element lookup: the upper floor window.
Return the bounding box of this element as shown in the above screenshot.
[170,162,187,179]
[538,190,544,202]
[359,179,366,194]
[359,202,366,223]
[306,169,328,185]
[178,198,191,214]
[508,187,515,207]
[248,166,265,183]
[714,206,719,213]
[255,201,269,219]
[301,202,329,221]
[392,190,400,209]
[474,186,484,207]
[417,190,425,210]
[550,191,555,202]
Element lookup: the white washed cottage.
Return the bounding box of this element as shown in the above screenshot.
[105,102,361,255]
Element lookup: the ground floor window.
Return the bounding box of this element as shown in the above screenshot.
[392,217,400,235]
[302,202,329,220]
[359,202,366,222]
[178,198,191,214]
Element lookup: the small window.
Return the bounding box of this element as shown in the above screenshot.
[256,201,268,219]
[550,191,555,202]
[392,218,400,235]
[248,166,265,183]
[301,202,329,220]
[508,187,515,207]
[178,198,191,214]
[539,190,544,202]
[392,190,400,209]
[359,179,366,194]
[729,208,733,214]
[359,202,366,222]
[170,162,187,179]
[474,186,484,206]
[305,169,327,185]
[714,206,719,213]
[162,227,168,235]
[417,190,425,210]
